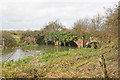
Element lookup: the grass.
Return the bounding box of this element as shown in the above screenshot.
[1,39,118,78]
[12,35,20,42]
[26,44,39,47]
[12,35,20,39]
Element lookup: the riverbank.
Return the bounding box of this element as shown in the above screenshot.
[2,44,77,63]
[1,39,118,78]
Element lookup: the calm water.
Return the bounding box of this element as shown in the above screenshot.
[2,45,77,62]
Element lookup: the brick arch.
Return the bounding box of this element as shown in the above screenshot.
[74,37,83,48]
[74,36,99,48]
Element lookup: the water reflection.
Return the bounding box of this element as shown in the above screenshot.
[2,45,76,62]
[2,49,40,62]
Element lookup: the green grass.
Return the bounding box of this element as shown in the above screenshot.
[12,35,20,42]
[12,35,20,38]
[1,42,118,78]
[26,44,39,47]
[1,48,99,78]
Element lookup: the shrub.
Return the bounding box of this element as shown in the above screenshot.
[20,31,37,45]
[2,32,17,48]
[20,31,45,45]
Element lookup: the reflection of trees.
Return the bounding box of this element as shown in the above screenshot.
[20,46,37,51]
[2,48,16,54]
[21,45,74,53]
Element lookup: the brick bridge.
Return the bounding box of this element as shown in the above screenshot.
[74,37,99,48]
[54,36,98,48]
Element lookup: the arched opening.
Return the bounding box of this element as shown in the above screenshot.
[59,41,77,47]
[67,41,78,47]
[86,42,99,49]
[61,42,65,46]
[47,41,54,45]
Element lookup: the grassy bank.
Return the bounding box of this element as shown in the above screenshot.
[1,39,118,78]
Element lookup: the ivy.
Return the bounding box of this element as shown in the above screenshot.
[45,31,78,43]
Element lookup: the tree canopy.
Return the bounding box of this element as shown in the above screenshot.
[45,31,79,44]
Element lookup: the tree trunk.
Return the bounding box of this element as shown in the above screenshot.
[46,42,48,45]
[64,42,66,46]
[59,42,61,46]
[54,40,55,45]
[68,43,70,46]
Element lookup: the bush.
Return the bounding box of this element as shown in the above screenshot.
[20,31,45,45]
[36,36,45,45]
[20,31,37,45]
[2,32,17,48]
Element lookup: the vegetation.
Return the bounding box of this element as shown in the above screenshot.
[1,5,118,47]
[12,35,20,42]
[1,4,119,78]
[2,32,17,48]
[2,48,99,78]
[41,20,64,35]
[45,31,79,46]
[1,40,118,78]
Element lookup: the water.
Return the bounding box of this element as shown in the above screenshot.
[2,45,76,62]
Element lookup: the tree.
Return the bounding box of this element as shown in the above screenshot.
[90,14,103,32]
[103,5,118,28]
[2,32,17,48]
[41,20,64,35]
[20,31,39,45]
[89,5,118,43]
[99,5,118,42]
[45,31,78,46]
[72,18,90,35]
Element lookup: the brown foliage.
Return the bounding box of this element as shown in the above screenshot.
[23,36,36,45]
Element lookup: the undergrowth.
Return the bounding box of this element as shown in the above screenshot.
[1,39,118,78]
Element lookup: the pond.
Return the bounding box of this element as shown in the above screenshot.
[1,45,77,62]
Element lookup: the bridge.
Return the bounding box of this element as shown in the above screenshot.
[74,37,99,48]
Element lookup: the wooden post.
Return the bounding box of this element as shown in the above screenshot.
[98,54,108,79]
[83,36,86,47]
[3,38,5,48]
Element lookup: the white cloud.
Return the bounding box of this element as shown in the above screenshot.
[0,0,119,30]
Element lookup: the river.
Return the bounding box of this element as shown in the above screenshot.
[1,45,77,62]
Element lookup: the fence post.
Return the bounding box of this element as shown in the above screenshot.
[2,38,5,48]
[98,54,108,79]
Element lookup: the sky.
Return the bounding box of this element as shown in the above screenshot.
[0,0,119,31]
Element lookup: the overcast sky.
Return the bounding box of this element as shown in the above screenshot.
[0,0,119,31]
